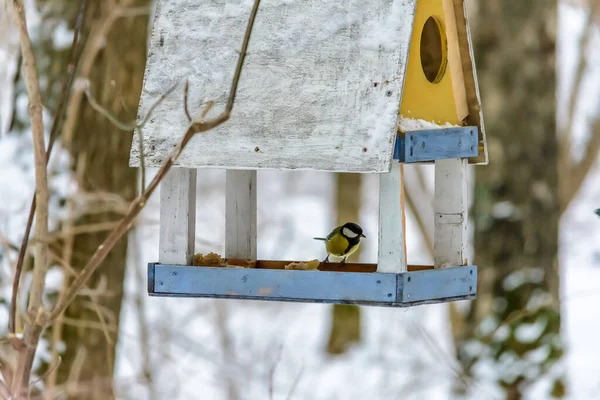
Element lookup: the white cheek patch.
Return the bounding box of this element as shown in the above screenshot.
[343,227,359,238]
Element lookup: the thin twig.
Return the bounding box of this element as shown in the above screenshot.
[84,80,179,193]
[215,301,240,400]
[130,229,157,400]
[563,119,600,211]
[562,0,598,143]
[285,364,304,400]
[61,3,151,145]
[268,343,284,400]
[225,0,261,113]
[559,0,599,211]
[83,81,179,131]
[47,0,263,324]
[28,356,62,398]
[9,0,89,336]
[10,0,51,394]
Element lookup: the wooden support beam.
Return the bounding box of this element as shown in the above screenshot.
[377,162,407,272]
[159,168,197,265]
[225,170,257,260]
[434,158,468,268]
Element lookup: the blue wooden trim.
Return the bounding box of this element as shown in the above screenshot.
[393,126,478,163]
[148,264,477,307]
[400,265,476,304]
[148,263,155,293]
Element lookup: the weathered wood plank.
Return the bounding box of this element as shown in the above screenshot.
[130,0,418,173]
[442,0,469,122]
[377,161,407,272]
[452,0,488,164]
[159,168,197,265]
[225,170,257,259]
[434,158,468,268]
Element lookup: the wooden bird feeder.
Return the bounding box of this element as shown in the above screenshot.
[130,0,488,307]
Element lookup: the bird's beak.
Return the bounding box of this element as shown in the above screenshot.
[361,234,366,238]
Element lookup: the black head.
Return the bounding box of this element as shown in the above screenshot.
[341,222,366,239]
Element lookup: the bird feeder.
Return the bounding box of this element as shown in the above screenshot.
[129,0,488,307]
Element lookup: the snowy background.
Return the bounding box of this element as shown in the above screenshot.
[1,1,600,399]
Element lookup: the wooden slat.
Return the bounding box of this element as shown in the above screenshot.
[442,0,469,122]
[377,161,407,272]
[434,158,468,268]
[225,170,257,259]
[451,0,488,165]
[159,168,197,265]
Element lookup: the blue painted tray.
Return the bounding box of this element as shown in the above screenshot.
[148,264,477,307]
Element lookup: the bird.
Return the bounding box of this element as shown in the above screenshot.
[313,222,366,264]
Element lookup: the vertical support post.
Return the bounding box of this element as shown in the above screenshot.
[225,170,257,259]
[434,158,468,268]
[377,162,407,272]
[159,168,197,265]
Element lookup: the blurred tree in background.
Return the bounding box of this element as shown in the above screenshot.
[453,0,564,399]
[326,173,362,355]
[34,0,150,397]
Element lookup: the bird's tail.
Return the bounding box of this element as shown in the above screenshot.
[313,237,327,241]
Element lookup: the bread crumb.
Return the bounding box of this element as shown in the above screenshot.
[285,259,320,270]
[193,252,225,266]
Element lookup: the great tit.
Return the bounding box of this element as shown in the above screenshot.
[313,222,366,264]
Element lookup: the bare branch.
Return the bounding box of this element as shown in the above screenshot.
[559,0,599,211]
[285,364,304,400]
[7,0,262,394]
[83,81,179,131]
[9,0,51,393]
[47,0,263,323]
[130,229,157,400]
[226,0,262,113]
[61,4,151,145]
[562,118,600,211]
[268,343,284,400]
[10,0,89,336]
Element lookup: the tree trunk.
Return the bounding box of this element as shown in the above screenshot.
[326,173,362,355]
[453,1,564,399]
[51,1,150,398]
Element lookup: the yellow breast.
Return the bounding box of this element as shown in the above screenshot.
[325,235,360,257]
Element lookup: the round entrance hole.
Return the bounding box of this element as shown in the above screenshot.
[420,16,448,83]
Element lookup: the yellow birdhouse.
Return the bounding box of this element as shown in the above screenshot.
[400,0,487,164]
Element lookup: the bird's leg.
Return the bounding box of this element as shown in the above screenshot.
[340,257,346,265]
[322,254,330,263]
